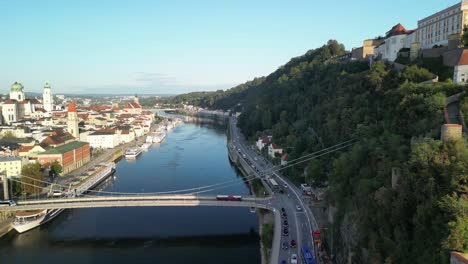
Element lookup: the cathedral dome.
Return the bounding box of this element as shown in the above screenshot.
[11,82,24,92]
[44,82,51,89]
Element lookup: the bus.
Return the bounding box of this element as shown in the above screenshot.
[268,178,279,191]
[301,245,315,264]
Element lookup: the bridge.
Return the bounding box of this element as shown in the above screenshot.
[0,195,273,211]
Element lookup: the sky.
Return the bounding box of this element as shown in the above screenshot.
[0,0,462,95]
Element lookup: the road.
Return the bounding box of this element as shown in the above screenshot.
[228,117,318,264]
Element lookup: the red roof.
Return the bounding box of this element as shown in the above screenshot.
[271,143,281,150]
[19,145,34,153]
[457,49,468,66]
[385,23,413,38]
[4,99,17,104]
[123,102,141,109]
[281,153,288,161]
[29,99,41,104]
[68,101,77,112]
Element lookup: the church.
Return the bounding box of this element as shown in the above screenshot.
[2,82,54,125]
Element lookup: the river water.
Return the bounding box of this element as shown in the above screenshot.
[0,119,260,264]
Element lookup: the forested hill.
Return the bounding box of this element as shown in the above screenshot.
[177,40,467,263]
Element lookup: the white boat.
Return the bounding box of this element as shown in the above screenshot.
[11,163,116,234]
[141,142,151,150]
[152,132,166,143]
[125,147,142,159]
[145,136,153,143]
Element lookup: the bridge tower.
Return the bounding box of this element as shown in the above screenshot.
[1,175,9,200]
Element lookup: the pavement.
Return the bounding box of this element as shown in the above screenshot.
[228,116,320,264]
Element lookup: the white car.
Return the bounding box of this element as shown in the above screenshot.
[296,205,302,211]
[290,253,298,264]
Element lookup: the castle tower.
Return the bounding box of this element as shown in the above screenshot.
[42,82,53,112]
[67,101,79,139]
[9,82,25,101]
[134,94,139,105]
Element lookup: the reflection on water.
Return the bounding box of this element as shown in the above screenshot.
[0,121,260,264]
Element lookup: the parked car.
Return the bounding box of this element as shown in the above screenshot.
[296,205,302,211]
[281,241,289,250]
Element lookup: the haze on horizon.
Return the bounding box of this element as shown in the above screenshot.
[0,0,460,95]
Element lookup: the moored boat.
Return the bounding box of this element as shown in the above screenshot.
[124,147,142,159]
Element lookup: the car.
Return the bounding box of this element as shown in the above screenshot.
[281,241,289,250]
[283,220,288,227]
[296,205,302,211]
[280,260,286,264]
[254,157,257,161]
[291,254,298,264]
[282,229,289,236]
[290,239,297,248]
[281,207,285,212]
[0,200,16,207]
[282,212,287,218]
[279,189,285,194]
[284,183,288,188]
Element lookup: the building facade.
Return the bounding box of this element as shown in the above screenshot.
[416,1,468,49]
[37,141,90,174]
[0,156,22,177]
[87,130,120,149]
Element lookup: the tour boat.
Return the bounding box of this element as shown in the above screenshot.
[152,132,166,143]
[124,147,142,159]
[140,142,151,150]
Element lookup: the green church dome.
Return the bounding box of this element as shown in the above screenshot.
[44,82,51,89]
[10,82,24,92]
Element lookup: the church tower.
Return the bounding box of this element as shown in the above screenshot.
[134,94,139,105]
[67,101,79,139]
[9,82,25,101]
[42,82,53,112]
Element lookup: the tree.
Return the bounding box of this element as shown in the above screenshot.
[2,131,16,138]
[21,163,44,194]
[50,160,62,175]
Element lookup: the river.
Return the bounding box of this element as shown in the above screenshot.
[0,119,260,264]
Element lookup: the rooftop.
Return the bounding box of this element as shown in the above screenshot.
[39,141,89,155]
[0,156,22,162]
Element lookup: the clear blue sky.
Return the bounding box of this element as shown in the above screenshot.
[0,0,461,94]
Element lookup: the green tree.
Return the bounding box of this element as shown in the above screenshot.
[21,163,44,194]
[2,131,16,138]
[50,160,62,175]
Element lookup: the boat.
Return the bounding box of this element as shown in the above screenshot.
[11,162,116,233]
[141,142,151,150]
[125,147,142,159]
[152,132,166,143]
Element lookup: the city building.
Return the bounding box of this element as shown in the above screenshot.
[416,1,468,49]
[37,141,90,174]
[0,156,22,177]
[374,24,415,62]
[87,129,120,149]
[452,49,468,83]
[256,136,272,151]
[1,82,35,125]
[268,143,283,158]
[67,101,80,139]
[42,82,54,112]
[123,95,142,115]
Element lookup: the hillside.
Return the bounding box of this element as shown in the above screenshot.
[172,41,468,263]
